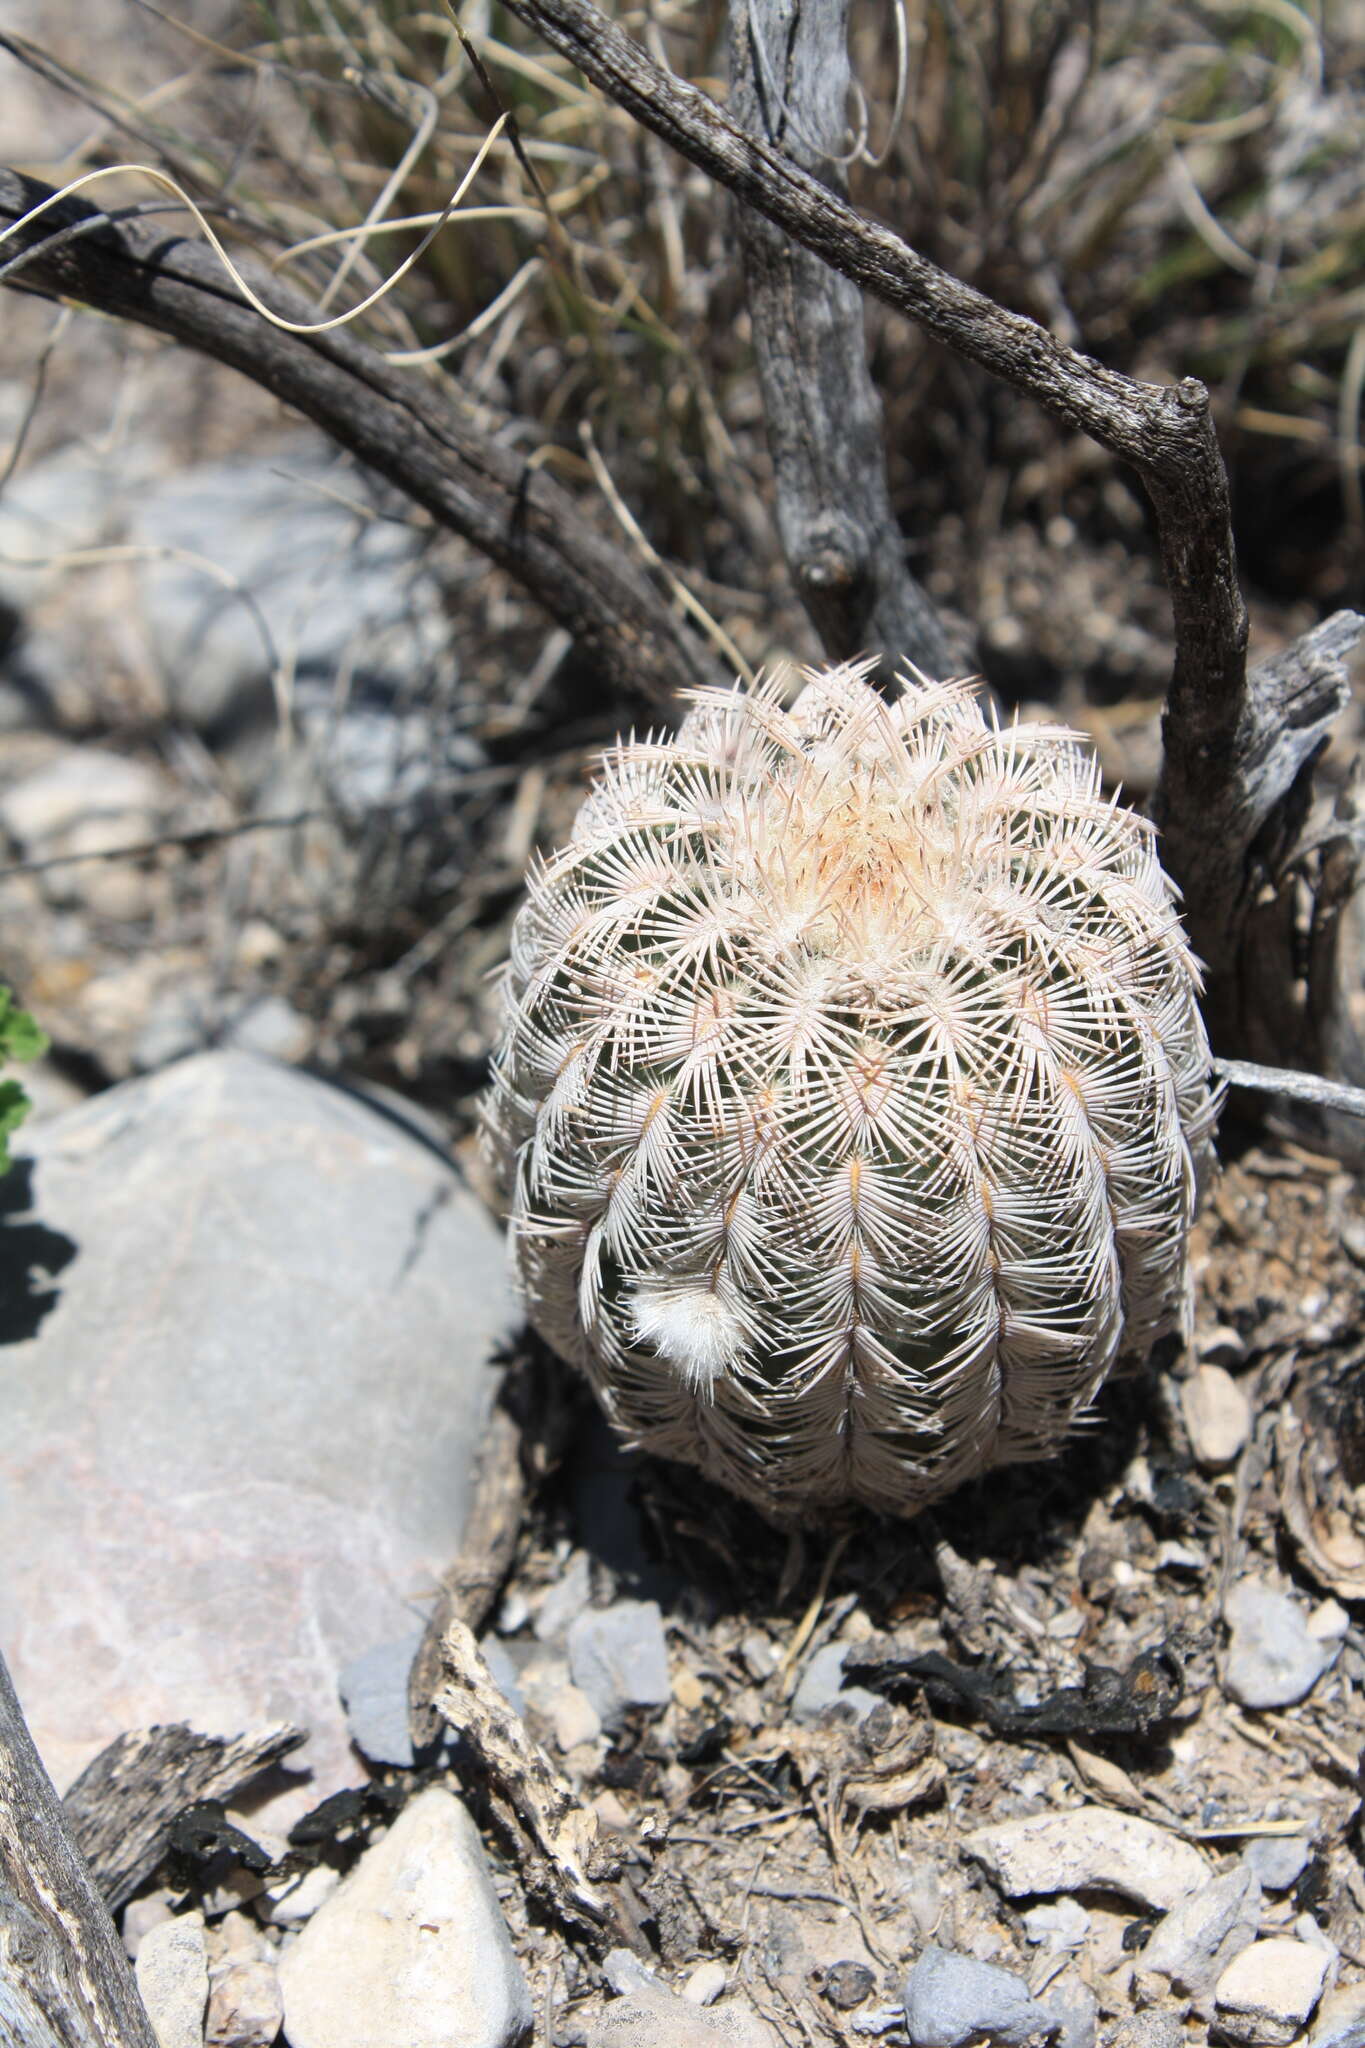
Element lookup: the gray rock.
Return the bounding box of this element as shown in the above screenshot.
[1242,1835,1312,1893]
[567,1601,671,1730]
[791,1642,882,1727]
[135,1911,208,2048]
[132,442,449,741]
[1214,1937,1330,2045]
[1137,1864,1261,1999]
[0,744,173,919]
[534,1550,594,1642]
[205,1910,283,2048]
[1021,1898,1090,1951]
[1044,1974,1099,2048]
[588,1962,776,2048]
[516,1651,603,1753]
[1103,2020,1186,2048]
[903,1947,1049,2048]
[1310,1983,1365,2047]
[963,1809,1209,1913]
[1180,1364,1251,1469]
[0,1052,517,1823]
[338,1631,425,1768]
[1224,1580,1338,1709]
[277,1786,532,2048]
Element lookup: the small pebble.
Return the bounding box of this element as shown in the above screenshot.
[205,1911,284,2048]
[1181,1363,1251,1468]
[682,1962,728,2006]
[1215,1936,1330,2046]
[1224,1580,1338,1709]
[277,1787,532,2048]
[963,1807,1209,1912]
[790,1641,881,1726]
[1021,1897,1090,1951]
[338,1630,423,1768]
[821,1961,876,2011]
[135,1912,209,2048]
[1242,1836,1312,1894]
[902,1946,1048,2048]
[674,1666,706,1713]
[1309,1981,1365,2046]
[533,1550,593,1643]
[1308,1598,1350,1642]
[567,1601,671,1729]
[740,1631,778,1681]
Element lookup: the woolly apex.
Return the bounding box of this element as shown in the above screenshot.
[483,661,1218,1519]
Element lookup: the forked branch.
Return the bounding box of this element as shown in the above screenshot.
[500,0,1249,732]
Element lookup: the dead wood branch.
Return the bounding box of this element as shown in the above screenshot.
[0,1647,158,2048]
[728,0,954,677]
[496,0,1365,1075]
[1157,609,1363,994]
[0,169,725,712]
[408,1402,527,1751]
[499,0,1247,722]
[432,1620,647,1954]
[63,1721,306,1914]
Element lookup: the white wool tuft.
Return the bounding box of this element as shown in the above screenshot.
[628,1284,746,1391]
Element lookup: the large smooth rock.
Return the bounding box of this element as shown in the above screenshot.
[276,1786,532,2048]
[0,1051,517,1815]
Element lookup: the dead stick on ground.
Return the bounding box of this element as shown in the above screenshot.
[432,1620,648,1954]
[64,1720,307,1914]
[0,1647,159,2048]
[408,1401,527,1750]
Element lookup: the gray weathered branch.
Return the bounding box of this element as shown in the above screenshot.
[0,169,725,712]
[499,0,1248,733]
[0,1647,158,2048]
[727,0,954,677]
[64,1720,306,1914]
[496,0,1365,1083]
[1156,607,1363,1040]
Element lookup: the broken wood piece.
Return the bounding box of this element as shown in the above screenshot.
[0,1646,158,2048]
[408,1401,528,1751]
[63,1720,306,1913]
[432,1619,647,1954]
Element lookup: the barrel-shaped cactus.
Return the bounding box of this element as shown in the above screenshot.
[483,663,1217,1518]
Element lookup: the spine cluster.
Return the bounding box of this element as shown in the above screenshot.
[483,663,1216,1518]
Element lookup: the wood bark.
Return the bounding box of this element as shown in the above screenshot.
[0,169,725,713]
[499,0,1248,729]
[0,1647,158,2048]
[408,1401,526,1751]
[495,0,1364,1077]
[63,1719,306,1913]
[727,0,954,677]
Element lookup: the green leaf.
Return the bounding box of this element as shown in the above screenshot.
[0,986,45,1182]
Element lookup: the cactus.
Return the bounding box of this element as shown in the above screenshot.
[483,663,1217,1518]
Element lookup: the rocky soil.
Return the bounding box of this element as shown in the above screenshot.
[3,9,1365,2044]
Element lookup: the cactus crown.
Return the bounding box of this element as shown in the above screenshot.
[484,663,1216,1518]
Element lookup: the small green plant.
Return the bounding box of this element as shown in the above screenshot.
[0,988,47,1180]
